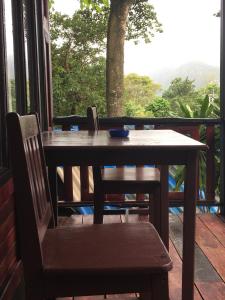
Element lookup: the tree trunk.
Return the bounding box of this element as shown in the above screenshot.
[106,0,133,117]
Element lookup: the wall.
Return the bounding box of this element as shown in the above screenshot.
[0,172,24,300]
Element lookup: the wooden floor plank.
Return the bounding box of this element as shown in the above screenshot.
[169,240,203,300]
[82,214,94,224]
[198,214,225,248]
[168,239,183,300]
[103,214,122,223]
[195,215,225,282]
[196,282,225,300]
[175,214,222,282]
[58,215,83,226]
[121,214,148,223]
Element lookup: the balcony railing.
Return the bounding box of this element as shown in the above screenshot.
[53,116,221,210]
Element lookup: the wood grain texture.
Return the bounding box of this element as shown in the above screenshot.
[195,215,225,281]
[174,214,222,282]
[0,177,22,299]
[198,214,225,248]
[169,240,202,300]
[43,130,206,151]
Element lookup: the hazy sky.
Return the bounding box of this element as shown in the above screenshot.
[53,0,220,75]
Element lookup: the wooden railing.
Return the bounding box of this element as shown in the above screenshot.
[53,116,221,208]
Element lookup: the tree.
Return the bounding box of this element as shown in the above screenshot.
[50,6,108,116]
[123,73,160,106]
[163,77,196,99]
[162,77,199,113]
[145,97,171,117]
[80,0,162,116]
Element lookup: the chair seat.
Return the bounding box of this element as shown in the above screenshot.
[102,167,160,183]
[42,223,171,276]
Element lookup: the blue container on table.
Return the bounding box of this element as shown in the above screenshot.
[109,129,129,138]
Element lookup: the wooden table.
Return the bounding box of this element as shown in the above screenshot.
[43,129,206,300]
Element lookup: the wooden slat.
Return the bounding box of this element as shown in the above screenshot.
[0,227,16,262]
[0,242,17,287]
[58,215,83,227]
[0,177,22,299]
[0,179,14,207]
[169,240,203,300]
[195,215,225,282]
[0,195,14,223]
[169,240,182,300]
[206,126,215,201]
[173,215,222,281]
[170,214,225,299]
[0,211,15,238]
[196,282,225,300]
[198,214,225,248]
[0,261,23,300]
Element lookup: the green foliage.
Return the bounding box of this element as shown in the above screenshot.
[53,57,106,116]
[50,0,162,117]
[176,94,219,118]
[80,0,163,44]
[172,93,220,197]
[163,77,202,113]
[50,6,108,116]
[122,74,173,118]
[127,1,162,44]
[80,0,109,11]
[163,77,196,99]
[123,73,160,107]
[124,100,149,117]
[145,97,171,117]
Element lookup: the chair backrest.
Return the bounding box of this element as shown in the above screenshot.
[87,106,99,131]
[6,113,54,278]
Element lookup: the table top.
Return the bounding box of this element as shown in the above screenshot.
[42,130,206,151]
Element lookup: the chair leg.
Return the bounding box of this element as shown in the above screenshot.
[93,190,105,224]
[151,273,169,300]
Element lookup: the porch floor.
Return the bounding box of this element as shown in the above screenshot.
[57,213,225,300]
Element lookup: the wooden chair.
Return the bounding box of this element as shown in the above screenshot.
[87,106,162,225]
[6,112,172,300]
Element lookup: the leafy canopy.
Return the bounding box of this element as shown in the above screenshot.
[123,73,160,106]
[50,5,108,116]
[80,0,162,44]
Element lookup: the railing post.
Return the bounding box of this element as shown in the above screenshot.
[79,124,91,202]
[135,124,145,201]
[62,124,73,202]
[206,125,215,202]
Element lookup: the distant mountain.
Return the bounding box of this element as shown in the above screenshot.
[150,62,220,92]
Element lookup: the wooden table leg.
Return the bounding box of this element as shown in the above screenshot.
[182,151,198,300]
[48,165,58,225]
[159,165,169,249]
